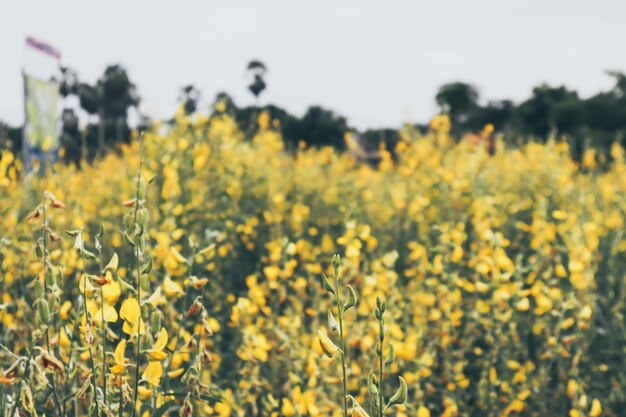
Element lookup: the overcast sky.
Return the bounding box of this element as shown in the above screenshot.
[2,1,625,129]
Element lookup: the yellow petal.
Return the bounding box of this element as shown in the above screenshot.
[163,276,184,297]
[120,297,140,323]
[417,406,431,417]
[114,339,127,366]
[137,386,153,399]
[317,329,340,358]
[96,303,119,323]
[149,350,168,361]
[142,361,163,387]
[170,247,188,264]
[154,328,168,351]
[143,287,163,307]
[590,399,602,417]
[167,368,184,379]
[110,364,126,375]
[102,278,122,304]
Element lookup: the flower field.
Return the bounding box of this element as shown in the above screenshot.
[1,111,625,417]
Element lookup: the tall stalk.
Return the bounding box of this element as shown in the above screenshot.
[333,262,349,417]
[97,228,107,407]
[318,256,406,417]
[376,297,386,417]
[40,196,64,417]
[318,255,356,417]
[130,136,145,417]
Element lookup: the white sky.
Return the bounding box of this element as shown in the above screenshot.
[1,1,625,129]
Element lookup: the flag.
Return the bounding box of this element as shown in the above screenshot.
[23,74,59,168]
[26,36,62,61]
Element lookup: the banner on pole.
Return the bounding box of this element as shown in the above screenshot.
[26,36,62,61]
[24,74,59,152]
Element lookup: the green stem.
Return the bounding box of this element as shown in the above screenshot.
[42,200,65,417]
[379,319,384,417]
[334,273,348,417]
[130,137,144,417]
[81,251,100,417]
[100,288,107,406]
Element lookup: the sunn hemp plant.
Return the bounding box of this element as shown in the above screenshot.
[318,254,408,417]
[2,136,218,417]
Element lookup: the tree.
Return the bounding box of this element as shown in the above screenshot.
[0,121,22,152]
[57,64,140,157]
[283,106,348,148]
[467,100,515,132]
[60,108,81,164]
[516,85,583,138]
[246,60,267,102]
[435,82,480,127]
[58,66,79,98]
[97,65,140,148]
[179,84,201,115]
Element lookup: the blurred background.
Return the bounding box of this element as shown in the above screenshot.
[2,0,626,160]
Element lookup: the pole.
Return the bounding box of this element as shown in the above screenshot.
[22,69,30,174]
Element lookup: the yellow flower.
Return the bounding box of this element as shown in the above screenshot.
[163,276,184,297]
[60,301,73,321]
[142,361,163,387]
[148,328,168,361]
[120,297,143,336]
[170,247,188,264]
[110,340,128,374]
[417,406,431,417]
[281,398,296,417]
[102,277,122,304]
[137,386,153,398]
[516,298,530,312]
[167,368,184,379]
[589,399,602,417]
[120,297,140,323]
[567,379,578,397]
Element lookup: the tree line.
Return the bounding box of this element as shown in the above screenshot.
[2,61,626,162]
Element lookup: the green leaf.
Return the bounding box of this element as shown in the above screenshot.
[321,273,335,296]
[344,285,357,311]
[386,376,408,409]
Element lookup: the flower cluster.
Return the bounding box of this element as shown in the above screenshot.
[0,109,623,417]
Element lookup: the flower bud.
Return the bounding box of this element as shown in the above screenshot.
[140,274,150,292]
[376,296,386,314]
[45,268,56,287]
[37,300,50,324]
[151,311,162,334]
[331,254,341,274]
[34,278,45,299]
